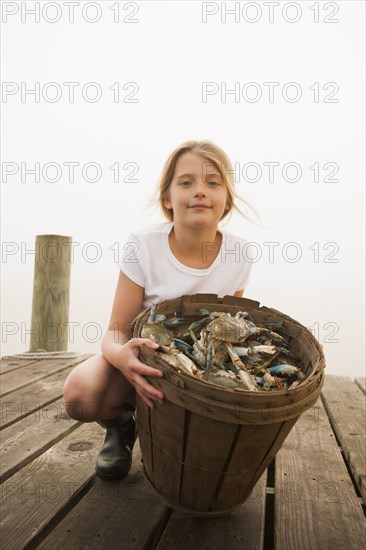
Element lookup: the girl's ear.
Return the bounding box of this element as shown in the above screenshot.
[163,195,172,209]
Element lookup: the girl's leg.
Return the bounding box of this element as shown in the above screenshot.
[63,354,137,479]
[63,354,135,422]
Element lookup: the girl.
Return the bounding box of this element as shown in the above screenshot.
[63,140,258,480]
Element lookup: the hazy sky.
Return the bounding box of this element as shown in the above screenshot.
[1,1,365,377]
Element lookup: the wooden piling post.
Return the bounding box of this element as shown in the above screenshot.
[29,235,72,352]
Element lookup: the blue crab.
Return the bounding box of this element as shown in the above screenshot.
[189,311,262,391]
[141,304,187,346]
[157,345,202,378]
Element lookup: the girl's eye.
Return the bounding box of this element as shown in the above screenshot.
[178,181,221,186]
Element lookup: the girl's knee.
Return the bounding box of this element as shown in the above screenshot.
[63,387,102,422]
[63,354,108,421]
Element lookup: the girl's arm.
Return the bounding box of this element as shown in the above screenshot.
[234,290,244,297]
[101,271,164,409]
[102,270,145,355]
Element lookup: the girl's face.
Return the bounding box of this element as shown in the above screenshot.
[164,152,230,228]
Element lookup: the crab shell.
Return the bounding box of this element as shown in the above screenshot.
[206,315,251,344]
[192,340,230,369]
[141,324,173,346]
[158,350,201,378]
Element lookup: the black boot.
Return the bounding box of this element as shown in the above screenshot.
[96,405,137,480]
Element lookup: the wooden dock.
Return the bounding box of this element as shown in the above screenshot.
[1,354,365,549]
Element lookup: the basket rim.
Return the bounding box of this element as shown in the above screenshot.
[131,294,326,403]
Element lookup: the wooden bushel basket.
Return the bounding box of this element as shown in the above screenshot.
[132,294,325,516]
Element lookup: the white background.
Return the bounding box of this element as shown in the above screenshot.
[1,1,365,377]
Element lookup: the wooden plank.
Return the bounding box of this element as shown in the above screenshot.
[156,471,267,550]
[0,422,104,550]
[0,359,88,429]
[37,442,170,550]
[355,377,366,395]
[0,397,81,482]
[275,397,366,550]
[0,355,90,396]
[0,358,39,375]
[321,375,366,503]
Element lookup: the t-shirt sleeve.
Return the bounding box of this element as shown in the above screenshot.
[118,233,146,287]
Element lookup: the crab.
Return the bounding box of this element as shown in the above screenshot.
[157,345,202,378]
[139,306,303,393]
[141,304,187,346]
[206,368,245,390]
[205,312,252,343]
[188,311,262,391]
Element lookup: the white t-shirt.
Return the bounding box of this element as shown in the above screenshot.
[118,221,254,310]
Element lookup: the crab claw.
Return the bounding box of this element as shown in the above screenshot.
[155,314,167,322]
[172,338,193,352]
[163,318,187,329]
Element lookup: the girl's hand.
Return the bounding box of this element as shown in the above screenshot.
[118,338,164,409]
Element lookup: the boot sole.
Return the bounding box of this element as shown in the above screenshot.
[95,464,131,480]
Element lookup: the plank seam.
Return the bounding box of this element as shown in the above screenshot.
[0,366,73,398]
[141,507,174,550]
[355,378,366,396]
[0,356,90,398]
[263,457,275,550]
[22,474,98,550]
[0,360,40,376]
[0,394,64,431]
[0,421,82,484]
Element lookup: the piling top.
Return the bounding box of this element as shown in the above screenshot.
[36,235,72,239]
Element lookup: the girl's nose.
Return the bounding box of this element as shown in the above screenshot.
[194,182,206,196]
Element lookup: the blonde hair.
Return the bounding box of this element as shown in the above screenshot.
[145,139,260,225]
